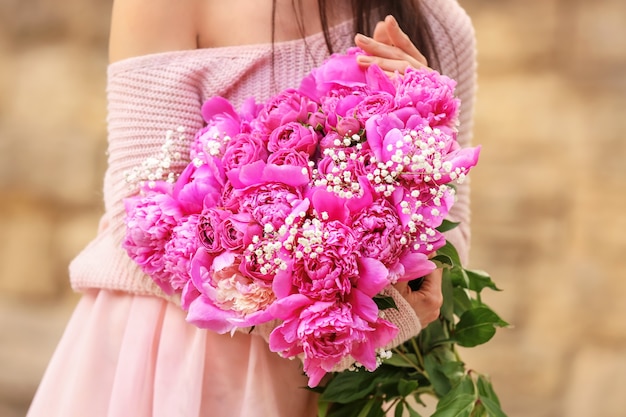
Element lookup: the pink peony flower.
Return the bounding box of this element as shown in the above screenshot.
[286,220,361,301]
[200,97,243,138]
[216,212,260,251]
[173,157,225,214]
[352,200,405,265]
[122,187,182,295]
[163,214,201,291]
[299,48,369,100]
[190,97,244,163]
[336,116,362,137]
[267,122,319,156]
[219,180,240,212]
[221,132,268,172]
[269,297,397,387]
[239,182,304,231]
[395,67,460,128]
[255,89,318,134]
[320,87,367,129]
[353,92,396,125]
[197,207,230,253]
[266,148,313,178]
[186,250,276,333]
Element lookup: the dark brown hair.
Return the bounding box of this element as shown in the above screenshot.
[272,0,439,69]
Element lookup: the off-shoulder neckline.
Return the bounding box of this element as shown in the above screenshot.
[109,19,354,72]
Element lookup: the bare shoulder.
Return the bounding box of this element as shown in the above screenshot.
[108,0,198,63]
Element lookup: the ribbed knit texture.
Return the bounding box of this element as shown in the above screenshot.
[69,0,476,348]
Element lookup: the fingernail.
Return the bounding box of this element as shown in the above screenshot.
[355,34,371,44]
[386,15,398,26]
[357,55,373,63]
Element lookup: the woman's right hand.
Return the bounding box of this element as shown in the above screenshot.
[354,15,429,77]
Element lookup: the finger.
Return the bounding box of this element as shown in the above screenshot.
[372,20,391,45]
[356,53,418,75]
[417,268,443,295]
[384,15,428,66]
[393,281,410,297]
[354,36,424,72]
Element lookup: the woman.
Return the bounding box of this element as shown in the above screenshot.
[27,0,475,416]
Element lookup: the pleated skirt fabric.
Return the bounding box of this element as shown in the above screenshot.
[26,289,318,417]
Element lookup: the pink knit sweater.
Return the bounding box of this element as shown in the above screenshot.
[69,0,476,348]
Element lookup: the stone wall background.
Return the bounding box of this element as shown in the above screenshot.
[1,0,625,416]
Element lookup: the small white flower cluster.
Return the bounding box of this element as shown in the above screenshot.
[347,348,394,372]
[124,127,186,190]
[243,207,320,276]
[191,132,231,167]
[312,144,366,200]
[246,233,288,277]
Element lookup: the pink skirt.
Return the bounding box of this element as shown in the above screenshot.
[27,289,318,417]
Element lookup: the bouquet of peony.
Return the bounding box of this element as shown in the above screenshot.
[123,48,506,416]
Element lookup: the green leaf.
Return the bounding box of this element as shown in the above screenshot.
[437,242,462,267]
[440,269,455,322]
[394,401,405,417]
[318,401,330,417]
[424,351,454,396]
[479,396,508,417]
[470,402,486,417]
[320,370,379,404]
[406,402,424,417]
[384,352,420,368]
[327,400,369,417]
[433,254,454,267]
[450,376,476,397]
[420,318,449,353]
[466,269,501,293]
[477,375,501,407]
[373,294,398,311]
[453,287,473,317]
[449,266,470,289]
[398,379,419,397]
[454,308,507,348]
[436,375,476,412]
[356,398,376,417]
[439,361,466,385]
[431,394,475,417]
[437,220,460,233]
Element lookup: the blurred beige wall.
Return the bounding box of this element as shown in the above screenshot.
[1,0,625,416]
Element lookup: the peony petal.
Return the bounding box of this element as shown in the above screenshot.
[356,257,389,297]
[397,251,437,282]
[212,251,236,272]
[349,289,379,323]
[185,295,237,334]
[366,64,396,95]
[305,361,330,388]
[189,248,215,291]
[262,163,310,187]
[273,267,295,299]
[268,294,313,320]
[309,187,350,223]
[351,337,377,370]
[372,318,398,347]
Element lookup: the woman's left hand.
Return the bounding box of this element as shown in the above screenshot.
[354,15,428,76]
[393,268,443,328]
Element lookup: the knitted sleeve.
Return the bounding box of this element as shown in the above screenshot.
[69,55,207,298]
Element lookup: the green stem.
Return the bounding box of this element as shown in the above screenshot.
[410,337,424,368]
[392,347,423,373]
[383,398,400,415]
